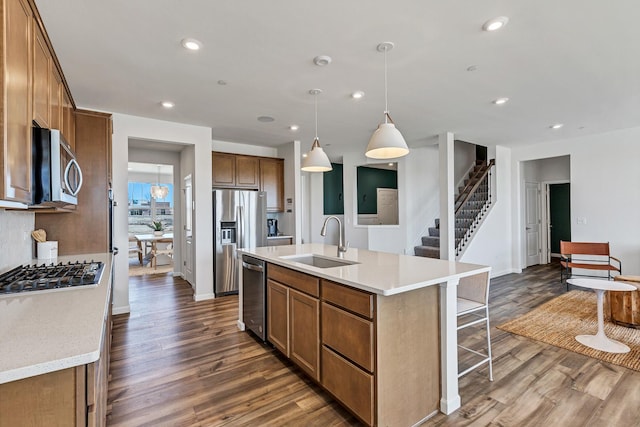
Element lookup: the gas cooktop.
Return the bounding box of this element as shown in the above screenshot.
[0,260,104,295]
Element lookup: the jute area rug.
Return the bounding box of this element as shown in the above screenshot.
[497,290,640,372]
[128,257,173,276]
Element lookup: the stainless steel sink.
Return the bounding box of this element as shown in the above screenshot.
[280,254,359,269]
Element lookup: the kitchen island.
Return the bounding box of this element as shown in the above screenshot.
[238,243,491,426]
[0,253,113,426]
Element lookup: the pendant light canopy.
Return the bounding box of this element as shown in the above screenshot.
[366,42,409,160]
[301,89,332,172]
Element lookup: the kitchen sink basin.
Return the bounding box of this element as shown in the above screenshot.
[280,254,359,269]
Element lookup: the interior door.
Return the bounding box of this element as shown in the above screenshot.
[377,188,398,225]
[525,182,541,267]
[183,175,194,285]
[549,183,571,256]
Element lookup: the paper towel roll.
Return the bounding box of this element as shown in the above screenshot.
[37,241,58,262]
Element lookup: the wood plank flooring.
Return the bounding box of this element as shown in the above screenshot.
[108,264,640,426]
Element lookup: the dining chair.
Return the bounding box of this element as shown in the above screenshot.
[151,238,173,269]
[128,235,143,265]
[457,271,493,381]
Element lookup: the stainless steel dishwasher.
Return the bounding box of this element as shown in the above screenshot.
[242,255,266,340]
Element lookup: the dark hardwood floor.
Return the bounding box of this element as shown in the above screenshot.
[107,263,640,427]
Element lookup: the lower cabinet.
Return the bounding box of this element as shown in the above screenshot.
[265,263,441,427]
[266,265,320,381]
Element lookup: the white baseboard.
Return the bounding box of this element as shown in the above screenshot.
[193,293,215,302]
[237,320,245,331]
[112,304,131,315]
[172,272,184,278]
[491,268,521,278]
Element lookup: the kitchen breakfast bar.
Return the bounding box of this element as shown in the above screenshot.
[238,243,491,426]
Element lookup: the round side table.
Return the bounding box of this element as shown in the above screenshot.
[567,278,636,353]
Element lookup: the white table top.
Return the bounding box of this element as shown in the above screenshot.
[567,278,636,292]
[135,232,173,241]
[239,243,490,296]
[0,253,113,384]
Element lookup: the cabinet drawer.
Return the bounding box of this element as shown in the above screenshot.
[322,280,374,319]
[322,346,374,426]
[268,264,319,297]
[322,302,374,372]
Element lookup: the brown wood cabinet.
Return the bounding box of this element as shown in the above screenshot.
[49,65,63,131]
[32,22,51,128]
[0,273,112,427]
[1,0,33,204]
[62,88,75,150]
[211,152,259,189]
[263,265,442,426]
[259,157,284,212]
[266,264,320,381]
[36,110,112,254]
[212,152,285,212]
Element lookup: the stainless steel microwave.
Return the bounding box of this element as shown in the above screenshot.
[32,127,83,206]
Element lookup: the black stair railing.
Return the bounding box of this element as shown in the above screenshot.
[454,159,495,255]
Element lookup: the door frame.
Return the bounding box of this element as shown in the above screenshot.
[541,180,570,263]
[524,182,542,267]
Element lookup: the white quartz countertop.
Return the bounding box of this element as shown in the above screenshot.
[239,243,490,296]
[0,253,112,384]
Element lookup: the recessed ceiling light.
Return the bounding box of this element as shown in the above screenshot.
[351,91,365,99]
[550,123,564,129]
[181,38,202,51]
[257,116,275,123]
[482,16,509,32]
[313,55,332,66]
[492,97,509,105]
[302,153,308,158]
[388,163,394,166]
[161,101,175,108]
[289,125,299,131]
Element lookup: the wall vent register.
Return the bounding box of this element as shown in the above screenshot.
[0,261,104,295]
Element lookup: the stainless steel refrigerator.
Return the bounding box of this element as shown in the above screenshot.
[213,189,267,295]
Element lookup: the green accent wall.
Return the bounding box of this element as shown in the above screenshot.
[323,163,344,215]
[550,183,571,253]
[357,166,397,214]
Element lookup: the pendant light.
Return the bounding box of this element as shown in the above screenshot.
[366,42,409,159]
[301,89,332,172]
[150,165,169,199]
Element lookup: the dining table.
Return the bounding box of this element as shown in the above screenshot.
[135,232,174,265]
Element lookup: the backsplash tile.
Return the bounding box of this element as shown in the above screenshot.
[0,210,35,273]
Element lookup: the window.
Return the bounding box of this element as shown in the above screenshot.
[128,181,174,234]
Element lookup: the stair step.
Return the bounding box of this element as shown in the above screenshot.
[428,227,440,237]
[414,246,440,259]
[421,236,440,247]
[434,218,440,228]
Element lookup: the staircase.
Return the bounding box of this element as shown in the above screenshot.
[414,160,495,259]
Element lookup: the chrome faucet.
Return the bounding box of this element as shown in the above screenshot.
[320,216,348,258]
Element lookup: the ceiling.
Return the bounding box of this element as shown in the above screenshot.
[35,1,640,159]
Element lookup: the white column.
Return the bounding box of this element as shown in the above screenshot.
[439,132,455,260]
[439,277,460,414]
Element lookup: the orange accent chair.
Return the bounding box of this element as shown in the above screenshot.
[560,241,621,290]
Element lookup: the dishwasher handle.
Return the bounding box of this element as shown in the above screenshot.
[242,261,264,273]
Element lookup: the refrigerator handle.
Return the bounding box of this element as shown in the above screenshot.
[237,205,244,249]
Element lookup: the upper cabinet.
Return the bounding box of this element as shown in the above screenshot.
[212,151,285,212]
[260,157,284,212]
[1,0,76,206]
[32,22,50,128]
[1,0,33,204]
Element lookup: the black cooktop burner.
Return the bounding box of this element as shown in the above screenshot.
[0,261,104,295]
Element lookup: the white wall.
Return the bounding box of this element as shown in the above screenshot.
[511,127,640,275]
[212,139,277,157]
[460,145,515,276]
[0,211,35,274]
[112,113,212,314]
[454,140,476,187]
[276,141,301,241]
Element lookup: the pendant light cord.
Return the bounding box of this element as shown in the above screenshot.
[384,45,388,120]
[314,92,318,140]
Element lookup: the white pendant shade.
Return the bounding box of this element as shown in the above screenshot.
[366,41,409,160]
[366,122,409,159]
[301,89,333,172]
[150,185,169,199]
[301,138,332,172]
